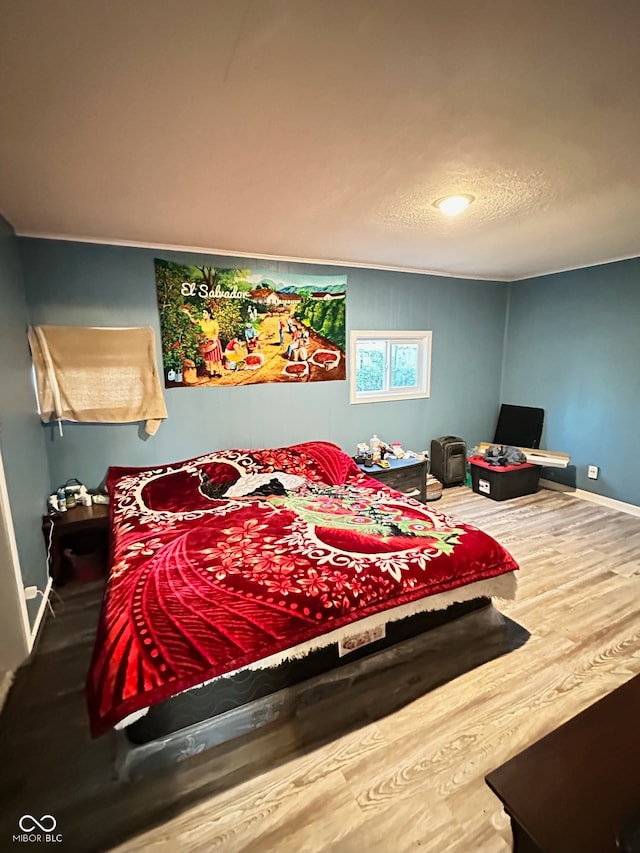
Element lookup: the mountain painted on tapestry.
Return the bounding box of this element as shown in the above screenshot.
[279,284,345,294]
[264,281,346,295]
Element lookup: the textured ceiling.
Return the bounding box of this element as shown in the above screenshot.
[1,0,639,280]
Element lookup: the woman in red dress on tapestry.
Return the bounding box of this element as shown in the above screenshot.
[182,305,223,378]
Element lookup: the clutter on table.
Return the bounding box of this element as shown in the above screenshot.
[354,437,427,468]
[48,478,93,512]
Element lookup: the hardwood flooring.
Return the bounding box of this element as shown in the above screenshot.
[1,487,639,852]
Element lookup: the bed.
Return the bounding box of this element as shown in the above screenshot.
[86,441,525,777]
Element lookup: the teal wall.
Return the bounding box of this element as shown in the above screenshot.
[0,218,51,623]
[2,220,637,639]
[19,239,509,489]
[502,257,640,505]
[8,235,640,512]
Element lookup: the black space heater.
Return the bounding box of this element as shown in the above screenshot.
[430,436,467,487]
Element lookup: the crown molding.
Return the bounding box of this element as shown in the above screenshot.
[15,230,510,282]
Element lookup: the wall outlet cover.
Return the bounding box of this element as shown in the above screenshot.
[588,465,599,479]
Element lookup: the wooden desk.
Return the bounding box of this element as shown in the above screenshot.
[42,503,110,585]
[485,673,640,853]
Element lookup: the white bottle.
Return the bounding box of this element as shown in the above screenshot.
[370,434,380,454]
[56,486,67,512]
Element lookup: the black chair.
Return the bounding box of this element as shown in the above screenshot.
[493,403,544,449]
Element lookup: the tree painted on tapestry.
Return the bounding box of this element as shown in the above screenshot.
[154,259,347,388]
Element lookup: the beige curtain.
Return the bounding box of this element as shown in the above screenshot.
[28,325,168,436]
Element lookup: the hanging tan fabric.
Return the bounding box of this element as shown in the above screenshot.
[28,325,168,436]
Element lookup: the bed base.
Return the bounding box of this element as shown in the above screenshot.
[125,593,495,744]
[115,601,529,781]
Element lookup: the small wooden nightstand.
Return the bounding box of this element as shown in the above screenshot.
[42,503,110,586]
[356,457,428,502]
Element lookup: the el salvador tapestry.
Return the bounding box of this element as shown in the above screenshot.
[155,259,347,388]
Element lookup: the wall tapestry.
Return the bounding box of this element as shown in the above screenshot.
[155,259,347,387]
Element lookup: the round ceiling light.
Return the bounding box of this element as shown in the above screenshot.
[434,194,475,216]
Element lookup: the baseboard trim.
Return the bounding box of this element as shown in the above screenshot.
[540,478,640,518]
[29,576,53,650]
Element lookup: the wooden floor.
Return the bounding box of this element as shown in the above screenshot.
[1,487,639,852]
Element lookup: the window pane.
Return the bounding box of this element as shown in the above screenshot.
[355,340,386,392]
[390,343,419,388]
[350,330,431,404]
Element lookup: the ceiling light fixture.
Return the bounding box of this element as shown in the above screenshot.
[434,194,475,216]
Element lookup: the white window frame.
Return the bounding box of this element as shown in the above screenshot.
[349,330,432,404]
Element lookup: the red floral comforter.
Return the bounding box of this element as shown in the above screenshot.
[87,441,517,735]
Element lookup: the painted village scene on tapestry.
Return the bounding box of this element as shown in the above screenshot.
[155,259,346,387]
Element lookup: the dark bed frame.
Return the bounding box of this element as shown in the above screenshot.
[115,596,529,780]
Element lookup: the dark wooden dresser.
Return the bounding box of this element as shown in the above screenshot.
[356,456,428,502]
[485,672,640,853]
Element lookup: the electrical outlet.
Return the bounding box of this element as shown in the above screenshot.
[24,586,39,600]
[588,465,599,480]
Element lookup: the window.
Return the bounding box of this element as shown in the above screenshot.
[349,330,432,404]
